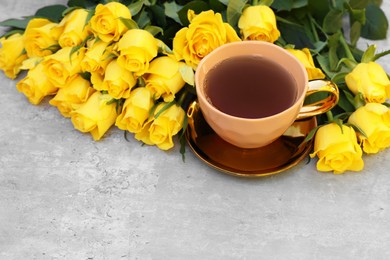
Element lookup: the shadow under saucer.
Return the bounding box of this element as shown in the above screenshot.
[185,102,317,178]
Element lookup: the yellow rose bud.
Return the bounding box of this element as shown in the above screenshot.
[71,92,118,141]
[115,87,154,133]
[41,47,86,86]
[89,2,132,42]
[310,123,364,174]
[101,59,137,99]
[58,8,92,48]
[81,39,114,74]
[348,103,390,154]
[345,62,390,103]
[145,56,186,102]
[49,74,95,117]
[135,103,185,150]
[286,48,326,80]
[117,29,158,76]
[23,18,61,58]
[16,62,58,105]
[238,5,280,43]
[0,33,28,79]
[173,10,241,70]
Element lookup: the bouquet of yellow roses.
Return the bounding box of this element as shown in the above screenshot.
[0,0,389,174]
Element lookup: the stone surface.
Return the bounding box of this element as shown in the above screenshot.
[1,1,390,259]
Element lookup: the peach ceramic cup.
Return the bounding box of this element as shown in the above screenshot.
[193,41,339,149]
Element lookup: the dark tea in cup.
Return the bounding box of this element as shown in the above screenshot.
[204,55,297,119]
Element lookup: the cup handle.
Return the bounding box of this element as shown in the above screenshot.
[296,79,339,120]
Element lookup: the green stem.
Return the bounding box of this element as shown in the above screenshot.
[326,110,334,122]
[374,49,390,61]
[339,32,356,62]
[308,14,319,43]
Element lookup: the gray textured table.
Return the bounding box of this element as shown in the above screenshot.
[1,1,390,259]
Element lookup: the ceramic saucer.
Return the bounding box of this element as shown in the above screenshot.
[185,101,317,177]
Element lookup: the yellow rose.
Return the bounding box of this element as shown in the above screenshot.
[81,39,114,74]
[90,71,104,91]
[135,103,185,150]
[238,5,280,42]
[0,33,28,79]
[115,87,154,133]
[345,62,390,103]
[71,92,118,141]
[145,56,186,102]
[89,2,132,42]
[173,10,241,69]
[49,74,95,117]
[101,59,137,99]
[23,18,61,58]
[41,46,85,86]
[348,103,390,154]
[58,8,91,48]
[310,123,364,174]
[117,29,158,76]
[286,48,326,80]
[16,62,58,105]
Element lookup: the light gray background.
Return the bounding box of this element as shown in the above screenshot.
[1,1,390,259]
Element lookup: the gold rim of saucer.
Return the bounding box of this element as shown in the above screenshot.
[185,102,316,178]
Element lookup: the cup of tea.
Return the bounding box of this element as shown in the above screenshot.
[193,41,339,149]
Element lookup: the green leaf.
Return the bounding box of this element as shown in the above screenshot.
[119,17,139,29]
[316,54,336,78]
[154,101,175,119]
[127,1,144,16]
[179,64,195,86]
[277,22,315,49]
[156,39,173,55]
[134,9,151,29]
[164,1,182,24]
[128,1,145,16]
[144,25,163,36]
[347,6,366,25]
[350,20,362,47]
[323,9,344,34]
[34,4,68,23]
[345,123,368,138]
[331,72,349,84]
[0,29,26,38]
[312,41,327,53]
[336,57,358,71]
[0,18,31,30]
[149,4,167,28]
[354,92,366,109]
[337,90,356,112]
[271,0,293,11]
[301,125,321,145]
[177,1,210,26]
[218,0,229,5]
[272,0,308,11]
[349,0,371,9]
[226,0,247,27]
[258,0,274,6]
[361,44,377,62]
[327,32,341,71]
[67,0,101,8]
[307,0,330,23]
[361,3,388,40]
[209,0,228,12]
